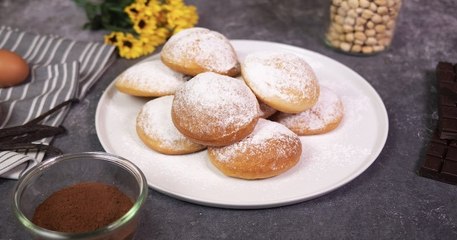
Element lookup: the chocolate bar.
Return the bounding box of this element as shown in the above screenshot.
[419,132,457,185]
[437,62,457,139]
[418,62,457,184]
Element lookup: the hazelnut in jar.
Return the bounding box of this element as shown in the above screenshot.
[325,0,402,55]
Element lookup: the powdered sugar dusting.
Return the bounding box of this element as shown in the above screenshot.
[235,75,275,118]
[161,27,239,73]
[318,80,370,126]
[212,119,299,163]
[291,79,375,182]
[242,51,318,103]
[117,58,188,94]
[137,96,202,149]
[258,101,277,118]
[172,72,259,137]
[300,142,372,182]
[275,87,343,131]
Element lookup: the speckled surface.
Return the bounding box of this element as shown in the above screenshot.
[1,0,457,239]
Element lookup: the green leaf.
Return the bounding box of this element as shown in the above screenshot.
[72,0,133,31]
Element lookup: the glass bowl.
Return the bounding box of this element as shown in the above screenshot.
[12,152,148,240]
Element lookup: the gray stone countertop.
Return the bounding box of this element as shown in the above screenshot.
[1,0,457,239]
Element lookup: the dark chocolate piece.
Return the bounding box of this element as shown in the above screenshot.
[441,161,457,182]
[419,132,457,185]
[436,63,456,86]
[445,147,457,161]
[436,62,454,72]
[436,62,457,139]
[427,142,446,158]
[421,156,442,173]
[439,95,456,107]
[430,133,448,144]
[439,82,457,96]
[440,106,457,119]
[437,71,456,83]
[439,119,457,139]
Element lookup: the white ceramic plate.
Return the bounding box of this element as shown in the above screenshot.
[95,40,389,209]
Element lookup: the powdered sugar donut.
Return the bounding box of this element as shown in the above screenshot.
[160,27,240,76]
[258,100,277,119]
[241,51,320,113]
[272,87,344,135]
[115,58,189,97]
[208,119,302,179]
[172,72,259,146]
[236,76,276,119]
[136,96,205,155]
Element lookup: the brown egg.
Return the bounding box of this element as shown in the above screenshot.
[0,49,30,87]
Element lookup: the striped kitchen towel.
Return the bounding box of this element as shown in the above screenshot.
[0,26,116,179]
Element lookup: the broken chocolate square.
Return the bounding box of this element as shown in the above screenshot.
[419,132,457,185]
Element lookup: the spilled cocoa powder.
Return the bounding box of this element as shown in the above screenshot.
[32,182,133,233]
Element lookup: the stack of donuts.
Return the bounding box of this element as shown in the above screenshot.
[115,27,344,180]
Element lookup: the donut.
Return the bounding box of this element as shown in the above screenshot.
[235,76,276,119]
[241,51,320,113]
[160,27,240,77]
[272,86,344,135]
[207,119,302,179]
[115,58,189,97]
[258,100,277,119]
[136,95,205,155]
[171,72,259,146]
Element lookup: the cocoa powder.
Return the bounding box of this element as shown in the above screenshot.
[32,182,133,233]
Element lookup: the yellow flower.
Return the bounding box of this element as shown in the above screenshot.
[104,32,123,46]
[108,0,199,59]
[164,0,186,7]
[125,1,158,21]
[146,0,163,16]
[138,29,168,53]
[117,33,144,59]
[161,0,198,33]
[157,27,171,39]
[133,15,158,34]
[138,36,157,55]
[142,28,169,44]
[168,12,198,33]
[124,3,144,22]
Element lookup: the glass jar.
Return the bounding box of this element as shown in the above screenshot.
[12,152,148,240]
[325,0,402,55]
